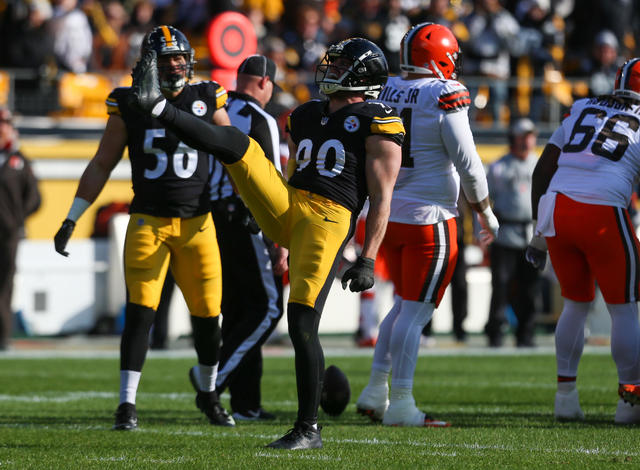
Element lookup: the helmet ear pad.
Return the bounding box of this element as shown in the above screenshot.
[400,22,461,80]
[614,58,640,101]
[315,37,389,98]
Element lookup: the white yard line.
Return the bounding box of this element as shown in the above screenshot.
[1,422,637,459]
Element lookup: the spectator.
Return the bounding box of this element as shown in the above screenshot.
[1,0,54,70]
[565,0,634,62]
[570,30,623,99]
[0,108,41,351]
[49,0,93,74]
[461,0,520,125]
[484,117,540,347]
[344,0,410,74]
[90,0,130,71]
[121,0,156,70]
[281,3,327,75]
[512,0,566,121]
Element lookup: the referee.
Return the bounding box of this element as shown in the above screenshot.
[210,55,288,420]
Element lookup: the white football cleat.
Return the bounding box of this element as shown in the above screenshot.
[615,398,640,424]
[554,388,585,421]
[382,397,450,427]
[356,383,389,422]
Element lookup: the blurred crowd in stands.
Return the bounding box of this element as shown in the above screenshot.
[1,0,640,128]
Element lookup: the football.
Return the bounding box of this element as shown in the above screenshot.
[320,365,351,416]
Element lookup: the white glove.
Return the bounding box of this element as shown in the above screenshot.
[476,206,499,245]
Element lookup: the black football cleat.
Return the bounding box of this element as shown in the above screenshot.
[188,367,235,427]
[129,49,165,114]
[266,422,323,450]
[232,408,277,421]
[113,402,137,431]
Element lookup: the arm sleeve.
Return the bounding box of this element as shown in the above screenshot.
[158,103,250,165]
[441,110,489,203]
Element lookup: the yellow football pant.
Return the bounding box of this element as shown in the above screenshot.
[123,212,221,317]
[225,139,353,310]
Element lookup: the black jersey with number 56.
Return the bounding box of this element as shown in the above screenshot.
[106,81,227,218]
[286,99,404,213]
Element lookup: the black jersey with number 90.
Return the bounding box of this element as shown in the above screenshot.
[286,99,404,213]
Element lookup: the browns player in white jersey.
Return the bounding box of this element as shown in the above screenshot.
[356,22,499,427]
[527,58,640,424]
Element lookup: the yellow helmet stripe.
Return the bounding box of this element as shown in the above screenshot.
[161,25,174,47]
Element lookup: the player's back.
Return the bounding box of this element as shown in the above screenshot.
[378,75,471,221]
[548,96,640,208]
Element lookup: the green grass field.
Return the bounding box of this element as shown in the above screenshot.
[1,350,639,469]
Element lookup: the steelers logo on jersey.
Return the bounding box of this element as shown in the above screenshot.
[192,100,207,116]
[344,116,360,132]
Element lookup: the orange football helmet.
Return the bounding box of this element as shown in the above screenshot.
[400,22,461,80]
[614,58,640,101]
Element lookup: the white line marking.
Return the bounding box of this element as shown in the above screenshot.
[0,422,637,458]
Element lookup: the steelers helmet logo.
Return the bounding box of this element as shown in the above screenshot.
[344,116,360,132]
[192,100,207,116]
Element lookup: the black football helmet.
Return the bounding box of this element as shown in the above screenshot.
[142,25,195,91]
[315,38,388,99]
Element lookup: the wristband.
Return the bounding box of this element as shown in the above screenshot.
[151,99,167,118]
[66,197,90,222]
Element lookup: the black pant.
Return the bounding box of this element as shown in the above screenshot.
[212,202,284,413]
[0,234,18,349]
[485,244,540,346]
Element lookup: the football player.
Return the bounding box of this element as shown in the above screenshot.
[526,58,640,424]
[356,22,499,427]
[128,37,404,449]
[54,25,235,430]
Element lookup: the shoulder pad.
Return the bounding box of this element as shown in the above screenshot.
[106,87,130,116]
[194,81,228,109]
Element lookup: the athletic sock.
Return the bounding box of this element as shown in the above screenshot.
[119,370,141,405]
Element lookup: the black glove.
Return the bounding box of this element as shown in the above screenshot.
[341,256,375,292]
[525,234,548,271]
[242,211,261,235]
[129,49,165,114]
[525,245,547,271]
[54,219,76,257]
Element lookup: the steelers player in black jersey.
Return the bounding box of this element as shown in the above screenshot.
[54,26,235,430]
[128,37,404,449]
